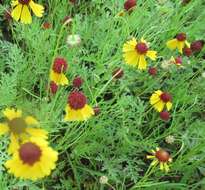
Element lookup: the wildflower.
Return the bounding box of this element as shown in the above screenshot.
[50,81,58,94]
[148,67,157,76]
[124,0,136,11]
[0,108,47,154]
[150,90,172,112]
[160,111,170,121]
[42,22,52,29]
[93,106,100,116]
[99,176,108,184]
[166,33,190,54]
[66,34,81,47]
[170,56,183,66]
[147,148,172,172]
[112,68,124,79]
[191,40,204,53]
[50,57,69,86]
[5,137,58,180]
[11,0,44,24]
[165,135,175,144]
[72,76,83,88]
[123,38,157,70]
[183,47,192,57]
[64,91,94,121]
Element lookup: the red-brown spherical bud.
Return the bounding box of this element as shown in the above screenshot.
[160,111,170,121]
[18,0,30,5]
[124,0,136,11]
[135,42,148,54]
[52,57,68,73]
[175,56,182,65]
[112,68,124,79]
[176,33,186,41]
[42,22,52,29]
[191,40,204,53]
[155,149,170,162]
[68,91,87,110]
[160,92,172,103]
[148,67,157,76]
[183,47,192,57]
[72,76,84,88]
[19,142,41,165]
[50,81,58,94]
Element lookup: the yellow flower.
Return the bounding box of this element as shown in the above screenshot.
[50,70,69,86]
[123,38,157,70]
[166,33,190,54]
[11,0,44,24]
[0,108,48,154]
[64,91,94,121]
[147,148,172,172]
[150,90,172,112]
[5,137,58,180]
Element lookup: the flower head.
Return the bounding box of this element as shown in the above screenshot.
[166,33,190,54]
[123,38,157,70]
[66,34,81,47]
[183,47,192,57]
[5,137,58,180]
[64,91,94,121]
[0,108,48,154]
[160,111,170,121]
[148,67,157,76]
[72,76,84,88]
[150,90,172,112]
[50,81,58,94]
[191,40,204,53]
[11,0,44,24]
[124,0,136,11]
[147,148,172,172]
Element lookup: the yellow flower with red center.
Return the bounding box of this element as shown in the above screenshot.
[64,91,94,121]
[5,137,58,180]
[147,148,172,172]
[11,0,44,24]
[166,33,190,54]
[170,56,184,68]
[123,38,157,70]
[50,57,69,86]
[150,90,172,112]
[0,108,48,154]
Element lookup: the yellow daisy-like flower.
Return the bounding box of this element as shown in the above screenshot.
[50,70,69,86]
[64,91,94,121]
[123,38,157,70]
[150,90,172,112]
[5,137,58,180]
[0,108,48,154]
[147,148,172,172]
[11,0,44,24]
[166,33,190,54]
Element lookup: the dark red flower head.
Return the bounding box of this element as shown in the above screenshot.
[183,47,192,57]
[18,0,30,5]
[155,149,170,162]
[68,91,87,110]
[191,40,204,53]
[148,67,157,76]
[112,68,124,79]
[72,76,84,88]
[175,56,182,64]
[52,57,68,73]
[50,81,58,94]
[160,111,170,121]
[176,33,186,41]
[136,42,148,54]
[19,142,42,165]
[124,0,136,11]
[42,22,52,29]
[160,92,172,103]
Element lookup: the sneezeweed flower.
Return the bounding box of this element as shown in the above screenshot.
[166,33,190,54]
[160,111,170,121]
[50,81,58,94]
[148,67,157,76]
[50,57,69,86]
[170,56,183,67]
[112,68,124,79]
[183,47,192,57]
[147,148,172,172]
[64,91,94,121]
[5,137,58,180]
[67,34,81,47]
[124,0,136,11]
[123,38,157,70]
[191,40,204,53]
[150,90,172,112]
[72,76,84,88]
[11,0,44,24]
[0,108,47,154]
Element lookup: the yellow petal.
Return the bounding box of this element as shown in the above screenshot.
[12,0,19,7]
[123,38,137,52]
[164,163,170,172]
[146,155,155,159]
[150,159,158,166]
[26,128,48,139]
[154,101,165,112]
[150,93,160,105]
[3,108,22,120]
[166,102,172,111]
[50,70,69,86]
[185,40,190,48]
[177,41,185,54]
[8,133,20,155]
[160,162,164,170]
[166,39,178,50]
[123,51,139,66]
[138,55,147,70]
[11,4,23,21]
[29,0,44,17]
[20,5,32,24]
[146,50,157,60]
[25,116,39,125]
[0,123,9,135]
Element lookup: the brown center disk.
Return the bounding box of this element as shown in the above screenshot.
[160,92,172,103]
[8,117,27,134]
[18,0,30,5]
[19,142,42,165]
[135,42,148,54]
[155,149,170,162]
[68,91,87,110]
